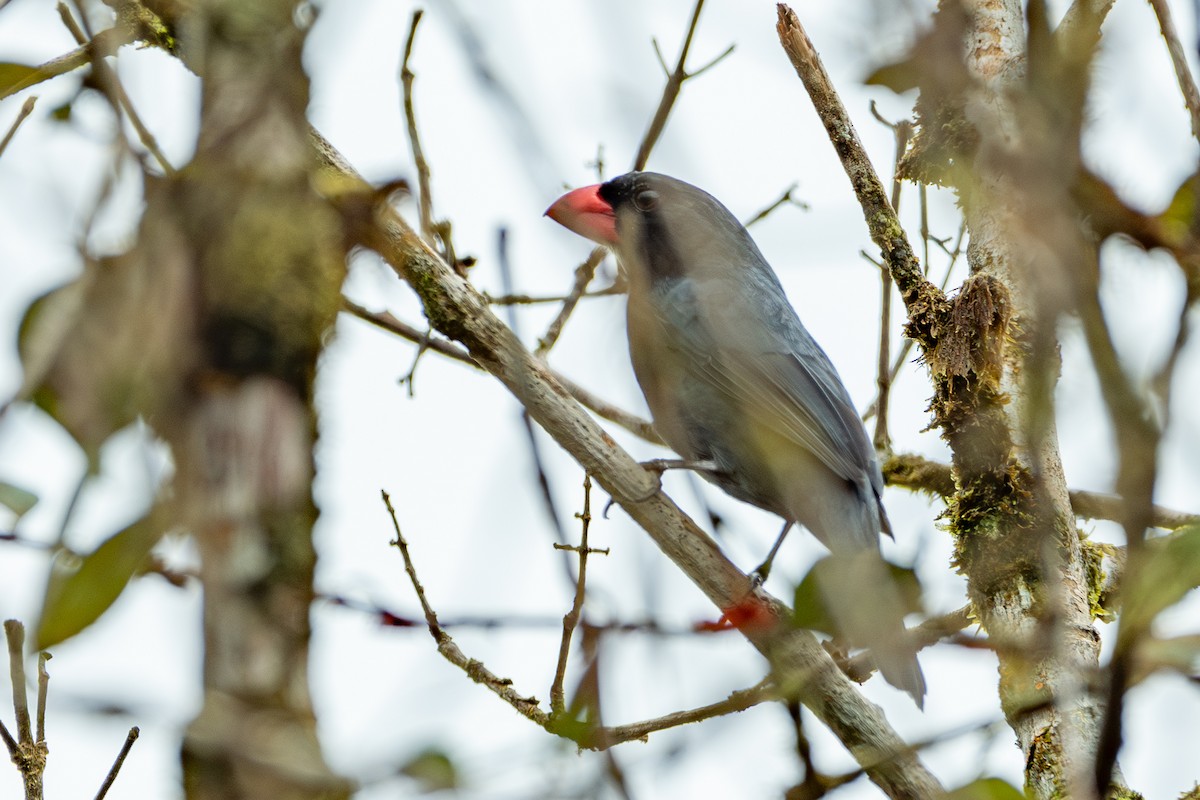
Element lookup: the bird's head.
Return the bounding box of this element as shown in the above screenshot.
[545,172,765,284]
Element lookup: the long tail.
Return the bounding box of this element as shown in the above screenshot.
[815,551,927,709]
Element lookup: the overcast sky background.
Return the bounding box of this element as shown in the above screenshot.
[1,0,1200,797]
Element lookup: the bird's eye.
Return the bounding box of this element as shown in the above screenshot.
[632,189,660,212]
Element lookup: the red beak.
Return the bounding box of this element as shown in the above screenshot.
[545,184,618,246]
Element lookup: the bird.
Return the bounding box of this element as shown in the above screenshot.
[546,171,926,707]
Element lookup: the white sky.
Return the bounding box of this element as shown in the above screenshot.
[1,0,1199,797]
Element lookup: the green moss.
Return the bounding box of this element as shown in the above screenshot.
[1024,725,1067,799]
[1081,535,1117,622]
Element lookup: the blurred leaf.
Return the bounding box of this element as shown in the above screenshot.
[399,747,459,793]
[17,277,88,408]
[17,248,193,467]
[1120,525,1200,634]
[865,59,920,94]
[1134,635,1200,684]
[944,778,1026,800]
[0,62,52,98]
[36,515,163,649]
[1160,172,1200,245]
[793,557,837,635]
[50,99,73,122]
[0,481,37,520]
[793,557,923,636]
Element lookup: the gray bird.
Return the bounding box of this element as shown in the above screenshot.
[547,171,925,706]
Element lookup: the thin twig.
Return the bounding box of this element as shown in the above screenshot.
[4,620,46,800]
[534,247,608,357]
[66,0,93,38]
[487,285,624,306]
[551,475,597,714]
[0,97,37,160]
[549,372,664,446]
[56,0,87,40]
[863,222,966,423]
[595,680,773,748]
[0,716,15,763]
[343,299,475,365]
[869,106,913,452]
[742,182,807,227]
[538,0,733,358]
[400,9,435,244]
[397,326,431,396]
[34,655,48,745]
[93,726,139,800]
[381,489,766,749]
[1148,0,1200,141]
[776,5,932,305]
[0,26,138,102]
[383,490,551,726]
[5,621,30,745]
[633,0,732,170]
[882,451,1199,529]
[57,2,175,175]
[326,595,725,636]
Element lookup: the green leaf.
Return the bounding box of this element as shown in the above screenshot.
[399,747,459,793]
[944,778,1027,800]
[0,62,53,99]
[36,516,163,649]
[793,557,923,636]
[0,481,38,520]
[50,99,73,122]
[1136,635,1200,682]
[865,59,921,93]
[793,557,837,635]
[1160,172,1200,245]
[1121,525,1200,635]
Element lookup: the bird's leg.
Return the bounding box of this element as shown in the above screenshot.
[638,458,721,475]
[751,520,794,586]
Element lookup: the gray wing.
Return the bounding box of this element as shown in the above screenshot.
[653,276,880,489]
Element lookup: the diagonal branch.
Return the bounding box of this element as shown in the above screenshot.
[775,5,936,309]
[1147,0,1200,141]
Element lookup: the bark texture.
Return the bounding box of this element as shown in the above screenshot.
[155,3,351,798]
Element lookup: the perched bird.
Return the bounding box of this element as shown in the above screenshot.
[546,171,925,706]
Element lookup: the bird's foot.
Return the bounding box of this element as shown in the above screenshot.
[749,560,772,589]
[638,458,720,475]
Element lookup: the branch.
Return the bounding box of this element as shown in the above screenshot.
[93,727,138,800]
[537,0,733,358]
[0,25,138,102]
[1148,0,1200,140]
[383,490,775,751]
[596,680,773,748]
[3,620,46,800]
[534,247,607,357]
[0,97,36,160]
[883,452,1200,529]
[400,10,435,244]
[632,0,733,171]
[775,4,935,309]
[55,1,174,175]
[550,475,597,715]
